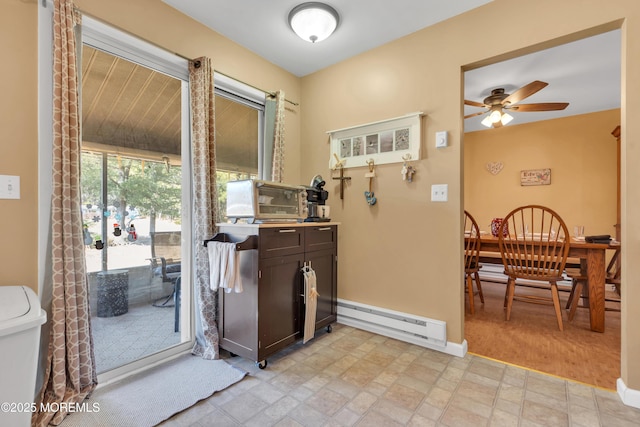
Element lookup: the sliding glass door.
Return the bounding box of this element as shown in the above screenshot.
[80,19,193,379]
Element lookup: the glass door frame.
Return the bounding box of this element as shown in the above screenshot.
[38,8,195,387]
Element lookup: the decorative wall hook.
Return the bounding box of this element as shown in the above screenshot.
[364,159,377,205]
[401,154,416,182]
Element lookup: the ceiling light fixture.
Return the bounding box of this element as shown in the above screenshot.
[288,2,339,43]
[481,107,514,128]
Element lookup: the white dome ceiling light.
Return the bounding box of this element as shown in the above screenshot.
[288,2,340,43]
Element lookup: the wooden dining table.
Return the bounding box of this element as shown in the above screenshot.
[472,234,618,332]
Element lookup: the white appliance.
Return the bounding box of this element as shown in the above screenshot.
[0,286,47,427]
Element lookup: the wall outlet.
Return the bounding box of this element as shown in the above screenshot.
[431,184,448,202]
[436,131,448,148]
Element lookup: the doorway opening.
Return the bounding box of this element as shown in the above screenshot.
[462,29,621,389]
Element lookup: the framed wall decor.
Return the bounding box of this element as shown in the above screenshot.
[327,112,423,168]
[520,168,551,186]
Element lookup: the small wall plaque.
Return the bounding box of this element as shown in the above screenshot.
[520,168,551,186]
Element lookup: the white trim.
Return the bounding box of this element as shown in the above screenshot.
[82,15,188,81]
[327,112,424,135]
[617,378,640,409]
[214,72,266,106]
[38,0,54,299]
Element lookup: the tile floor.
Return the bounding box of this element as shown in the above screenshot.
[159,324,640,426]
[91,301,181,373]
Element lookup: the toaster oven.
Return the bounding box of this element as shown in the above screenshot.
[226,179,307,223]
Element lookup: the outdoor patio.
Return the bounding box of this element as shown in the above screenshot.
[88,265,181,374]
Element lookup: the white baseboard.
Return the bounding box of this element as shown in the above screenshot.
[617,378,640,409]
[337,316,467,358]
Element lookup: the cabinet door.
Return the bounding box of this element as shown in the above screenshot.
[259,253,304,358]
[306,247,337,330]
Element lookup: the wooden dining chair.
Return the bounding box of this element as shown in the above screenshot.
[606,247,621,295]
[498,205,570,330]
[464,210,484,314]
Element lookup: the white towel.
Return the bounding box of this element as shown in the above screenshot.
[303,266,319,344]
[207,242,243,293]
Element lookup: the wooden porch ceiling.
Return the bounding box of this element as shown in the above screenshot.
[81,46,258,172]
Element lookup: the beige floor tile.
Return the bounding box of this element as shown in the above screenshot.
[331,407,361,426]
[449,393,494,418]
[489,408,520,427]
[407,413,438,426]
[440,404,490,427]
[383,382,426,411]
[355,410,404,427]
[415,401,444,421]
[151,325,640,427]
[456,378,499,407]
[521,400,569,426]
[370,397,415,424]
[346,391,378,415]
[305,387,350,416]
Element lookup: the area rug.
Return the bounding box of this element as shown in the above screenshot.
[59,354,246,427]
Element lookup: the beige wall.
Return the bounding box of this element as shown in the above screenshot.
[300,0,640,391]
[3,0,640,395]
[0,0,38,290]
[464,109,620,237]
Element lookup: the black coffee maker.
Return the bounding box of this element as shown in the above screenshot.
[305,175,329,222]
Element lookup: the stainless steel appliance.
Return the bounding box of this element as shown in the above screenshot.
[226,179,307,223]
[305,175,329,222]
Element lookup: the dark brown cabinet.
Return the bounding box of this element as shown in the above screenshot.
[217,223,337,368]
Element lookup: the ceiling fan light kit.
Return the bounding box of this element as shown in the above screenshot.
[466,80,568,129]
[289,2,340,43]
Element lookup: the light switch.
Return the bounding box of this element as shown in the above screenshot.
[436,131,448,148]
[431,184,448,202]
[0,175,20,199]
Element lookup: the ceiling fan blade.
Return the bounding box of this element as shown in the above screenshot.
[510,102,569,112]
[464,111,486,119]
[502,80,548,105]
[464,99,486,108]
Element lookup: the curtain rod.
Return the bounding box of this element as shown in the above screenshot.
[176,56,299,107]
[42,1,300,107]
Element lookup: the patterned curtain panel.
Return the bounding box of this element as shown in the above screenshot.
[189,57,220,359]
[33,1,98,425]
[271,90,286,182]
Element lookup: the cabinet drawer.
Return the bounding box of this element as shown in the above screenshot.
[259,227,305,258]
[305,225,337,252]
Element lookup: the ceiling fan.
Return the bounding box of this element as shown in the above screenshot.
[464,80,569,128]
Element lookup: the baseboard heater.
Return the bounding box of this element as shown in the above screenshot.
[479,263,574,289]
[337,299,447,350]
